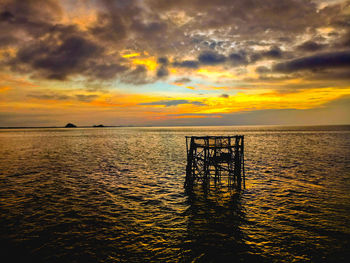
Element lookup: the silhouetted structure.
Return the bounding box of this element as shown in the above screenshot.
[65,123,77,128]
[93,124,105,127]
[185,136,245,190]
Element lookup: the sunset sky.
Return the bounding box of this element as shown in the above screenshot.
[0,0,350,126]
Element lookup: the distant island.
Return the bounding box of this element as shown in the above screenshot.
[0,124,138,129]
[65,123,77,128]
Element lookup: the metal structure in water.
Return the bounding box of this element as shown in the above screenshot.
[185,136,245,189]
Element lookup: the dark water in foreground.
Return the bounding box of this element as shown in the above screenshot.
[1,126,350,262]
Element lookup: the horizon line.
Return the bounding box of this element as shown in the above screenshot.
[1,123,350,129]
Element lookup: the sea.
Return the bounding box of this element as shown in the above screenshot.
[0,125,349,262]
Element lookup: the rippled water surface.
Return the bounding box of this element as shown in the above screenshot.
[1,126,350,262]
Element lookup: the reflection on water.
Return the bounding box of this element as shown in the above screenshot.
[182,186,263,262]
[0,126,350,262]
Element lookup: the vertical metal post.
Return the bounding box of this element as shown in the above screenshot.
[242,136,245,188]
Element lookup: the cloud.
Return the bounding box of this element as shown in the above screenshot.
[297,41,326,52]
[27,93,70,101]
[2,22,133,81]
[198,51,226,65]
[0,34,18,47]
[220,94,229,98]
[27,93,99,102]
[157,57,169,65]
[0,11,14,22]
[273,50,350,73]
[156,56,169,78]
[9,32,104,80]
[139,99,206,107]
[262,46,283,59]
[121,65,151,85]
[255,66,271,74]
[340,30,350,47]
[229,52,249,66]
[90,13,126,42]
[172,60,199,68]
[250,46,283,62]
[156,65,169,78]
[75,94,99,102]
[194,46,283,69]
[150,0,333,44]
[0,0,62,39]
[173,77,191,84]
[1,0,348,84]
[89,63,128,80]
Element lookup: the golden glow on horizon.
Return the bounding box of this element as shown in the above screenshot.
[3,84,350,113]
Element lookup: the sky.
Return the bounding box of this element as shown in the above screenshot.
[0,0,350,127]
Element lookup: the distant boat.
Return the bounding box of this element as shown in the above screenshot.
[65,123,77,128]
[93,124,105,128]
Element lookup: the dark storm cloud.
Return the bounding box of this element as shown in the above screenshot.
[273,50,350,73]
[297,41,326,52]
[172,60,199,69]
[198,51,226,65]
[158,57,169,65]
[0,10,14,21]
[184,47,284,69]
[12,35,103,80]
[156,57,169,78]
[1,0,349,83]
[308,69,350,81]
[0,0,136,82]
[187,46,283,69]
[250,46,283,62]
[139,99,205,107]
[228,52,249,66]
[262,46,283,59]
[156,65,169,78]
[3,21,131,81]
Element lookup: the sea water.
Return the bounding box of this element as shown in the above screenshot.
[1,126,349,262]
